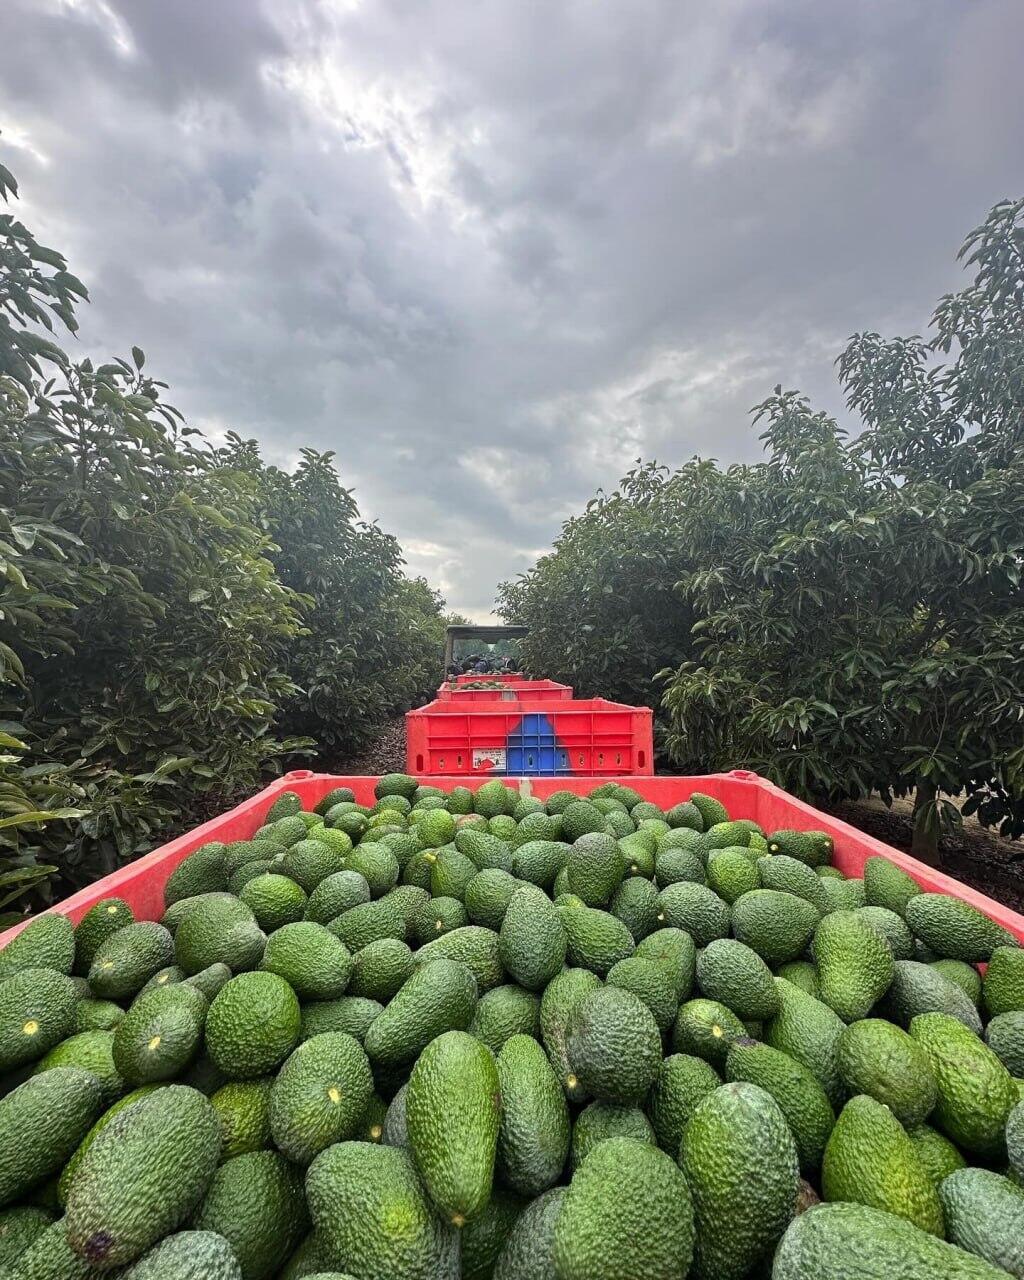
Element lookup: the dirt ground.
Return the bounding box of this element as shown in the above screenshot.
[332,716,1024,914]
[821,794,1024,914]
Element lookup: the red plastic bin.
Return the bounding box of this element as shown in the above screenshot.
[2,770,1022,948]
[436,679,573,704]
[406,697,654,776]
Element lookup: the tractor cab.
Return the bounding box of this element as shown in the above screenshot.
[443,624,529,680]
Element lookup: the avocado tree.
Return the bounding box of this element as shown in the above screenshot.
[661,196,1024,861]
[503,195,1024,862]
[497,461,699,706]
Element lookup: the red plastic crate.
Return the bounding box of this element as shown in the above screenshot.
[406,698,654,776]
[436,678,573,704]
[2,770,1021,947]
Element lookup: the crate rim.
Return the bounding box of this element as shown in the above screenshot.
[2,768,1022,946]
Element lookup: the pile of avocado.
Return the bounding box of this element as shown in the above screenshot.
[1,774,1023,1280]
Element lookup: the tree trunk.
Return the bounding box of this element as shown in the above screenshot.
[911,778,940,866]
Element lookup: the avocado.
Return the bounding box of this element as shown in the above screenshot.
[464,869,518,931]
[0,914,75,979]
[112,983,207,1086]
[347,937,414,1004]
[775,961,819,998]
[299,996,381,1045]
[814,910,895,1023]
[56,1086,159,1207]
[122,1229,242,1279]
[73,900,134,977]
[327,897,405,952]
[764,978,846,1107]
[163,845,228,907]
[681,1082,798,1279]
[269,1032,373,1165]
[0,969,78,1071]
[411,896,466,945]
[1008,1100,1024,1180]
[883,960,983,1033]
[174,899,264,978]
[757,855,828,912]
[554,1137,693,1280]
[569,1101,654,1171]
[458,829,515,874]
[492,1186,564,1280]
[193,1150,307,1280]
[987,1012,1024,1077]
[511,841,566,889]
[558,904,635,976]
[89,922,175,999]
[566,833,623,907]
[822,1094,943,1234]
[910,1012,1017,1157]
[725,1038,834,1172]
[238,874,307,931]
[836,1017,937,1127]
[539,967,601,1104]
[469,985,541,1054]
[0,1205,52,1267]
[566,986,661,1105]
[306,1142,458,1278]
[205,972,300,1079]
[731,890,819,966]
[655,882,730,946]
[773,1202,1012,1280]
[496,1033,569,1196]
[460,1188,524,1280]
[857,905,916,960]
[0,1217,113,1280]
[413,926,504,993]
[606,956,679,1030]
[672,998,745,1066]
[499,884,567,992]
[654,845,706,890]
[648,1053,720,1156]
[405,1030,500,1225]
[609,877,661,942]
[260,923,352,1001]
[984,947,1024,1018]
[706,849,760,905]
[0,1068,103,1208]
[210,1078,274,1160]
[689,792,729,828]
[635,927,696,1001]
[696,938,781,1021]
[31,1029,123,1106]
[430,848,481,901]
[907,1123,966,1186]
[64,1084,221,1268]
[939,1167,1024,1277]
[279,840,345,894]
[363,958,477,1066]
[862,855,923,916]
[345,846,400,899]
[905,894,1019,963]
[766,829,833,867]
[304,871,371,926]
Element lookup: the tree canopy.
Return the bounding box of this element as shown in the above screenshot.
[502,196,1024,859]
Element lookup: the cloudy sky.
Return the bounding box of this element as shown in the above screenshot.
[2,0,1022,619]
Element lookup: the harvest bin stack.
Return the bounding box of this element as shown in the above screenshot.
[408,674,655,776]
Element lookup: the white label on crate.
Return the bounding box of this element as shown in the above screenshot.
[473,748,506,771]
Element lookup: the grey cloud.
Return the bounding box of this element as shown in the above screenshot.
[1,0,1022,620]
